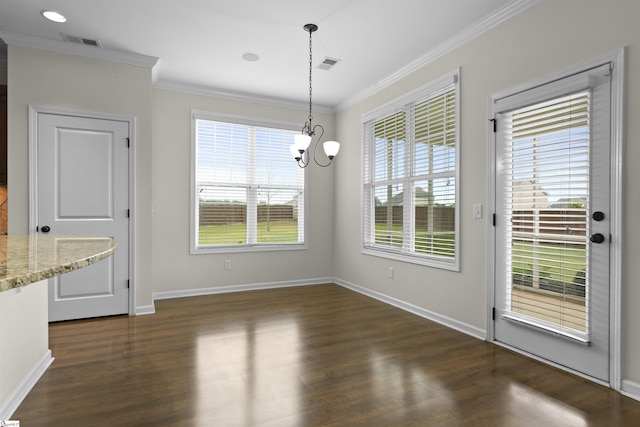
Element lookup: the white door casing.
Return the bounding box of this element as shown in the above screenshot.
[488,50,624,387]
[31,109,132,321]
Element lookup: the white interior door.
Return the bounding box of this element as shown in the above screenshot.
[492,63,612,382]
[36,112,130,321]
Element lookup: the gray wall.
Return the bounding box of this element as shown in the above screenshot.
[333,0,640,389]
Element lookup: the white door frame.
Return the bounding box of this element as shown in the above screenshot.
[486,48,625,390]
[28,106,137,316]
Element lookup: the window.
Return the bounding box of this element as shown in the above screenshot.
[362,70,459,270]
[191,112,305,254]
[492,62,612,343]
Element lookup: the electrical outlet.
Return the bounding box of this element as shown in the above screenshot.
[388,267,394,279]
[224,260,232,270]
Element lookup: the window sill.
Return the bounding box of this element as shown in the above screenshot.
[362,247,459,272]
[190,243,307,255]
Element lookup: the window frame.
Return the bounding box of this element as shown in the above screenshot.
[361,69,460,271]
[190,110,307,255]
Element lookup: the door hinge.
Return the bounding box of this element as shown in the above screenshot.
[492,307,496,320]
[489,118,497,133]
[492,213,496,226]
[127,280,130,289]
[127,209,130,218]
[126,137,130,148]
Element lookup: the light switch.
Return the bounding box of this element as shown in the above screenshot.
[473,203,483,219]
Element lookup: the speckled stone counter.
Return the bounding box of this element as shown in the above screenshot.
[0,235,117,292]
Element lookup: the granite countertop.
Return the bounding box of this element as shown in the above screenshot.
[0,234,117,292]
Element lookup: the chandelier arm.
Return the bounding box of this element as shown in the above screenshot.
[311,124,332,168]
[300,148,310,168]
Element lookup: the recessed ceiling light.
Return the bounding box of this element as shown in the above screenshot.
[41,10,67,23]
[242,53,260,62]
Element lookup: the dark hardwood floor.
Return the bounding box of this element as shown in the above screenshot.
[13,284,640,426]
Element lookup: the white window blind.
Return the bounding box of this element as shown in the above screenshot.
[501,91,591,339]
[363,71,459,269]
[192,115,305,253]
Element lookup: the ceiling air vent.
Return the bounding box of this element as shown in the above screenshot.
[318,57,340,71]
[60,33,102,48]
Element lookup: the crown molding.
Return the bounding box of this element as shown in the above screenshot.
[154,79,335,114]
[0,0,539,114]
[0,30,158,68]
[336,0,541,111]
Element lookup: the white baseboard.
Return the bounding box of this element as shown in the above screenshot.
[152,277,334,301]
[334,278,487,340]
[135,304,156,316]
[0,350,54,420]
[151,278,486,341]
[621,380,640,402]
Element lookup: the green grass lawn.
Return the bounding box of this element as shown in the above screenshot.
[374,224,455,257]
[199,221,299,245]
[511,240,586,291]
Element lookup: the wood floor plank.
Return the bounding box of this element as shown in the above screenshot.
[12,284,640,426]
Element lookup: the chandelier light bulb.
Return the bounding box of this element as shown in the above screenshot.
[294,133,312,152]
[323,140,340,159]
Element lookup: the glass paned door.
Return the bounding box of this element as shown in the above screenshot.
[493,64,611,382]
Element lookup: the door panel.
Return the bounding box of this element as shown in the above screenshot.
[58,129,114,218]
[54,244,113,298]
[493,64,611,382]
[37,113,129,321]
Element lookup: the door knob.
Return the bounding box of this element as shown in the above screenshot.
[40,225,51,233]
[590,233,605,244]
[592,211,605,221]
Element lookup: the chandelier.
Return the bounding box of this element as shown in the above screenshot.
[290,24,340,168]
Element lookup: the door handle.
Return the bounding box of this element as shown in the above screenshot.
[40,225,51,233]
[590,233,605,244]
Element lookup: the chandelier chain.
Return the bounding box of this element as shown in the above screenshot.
[308,27,313,125]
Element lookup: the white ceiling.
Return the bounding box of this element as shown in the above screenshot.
[0,0,529,109]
